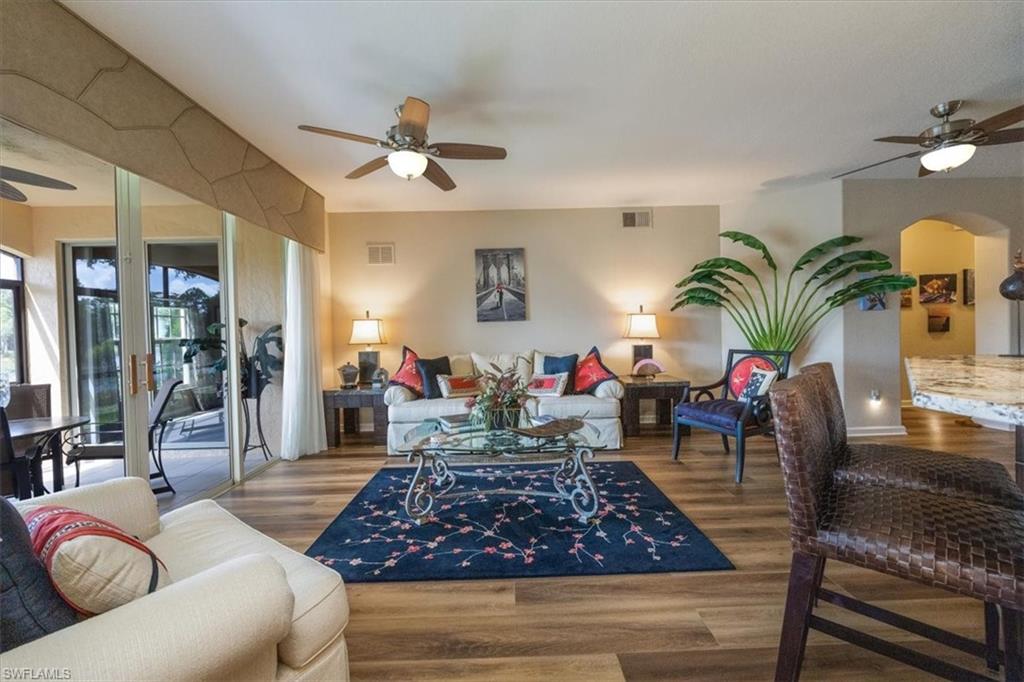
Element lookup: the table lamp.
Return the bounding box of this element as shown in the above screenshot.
[624,305,660,368]
[349,310,386,384]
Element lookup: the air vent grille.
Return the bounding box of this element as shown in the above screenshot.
[621,209,653,228]
[367,242,395,265]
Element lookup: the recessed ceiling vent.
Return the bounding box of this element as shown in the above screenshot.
[621,209,653,229]
[367,242,395,265]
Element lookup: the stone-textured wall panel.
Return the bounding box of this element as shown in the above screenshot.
[79,61,192,129]
[242,162,306,214]
[0,0,126,100]
[0,0,324,251]
[171,108,249,183]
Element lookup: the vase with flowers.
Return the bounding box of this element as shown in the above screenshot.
[465,367,530,431]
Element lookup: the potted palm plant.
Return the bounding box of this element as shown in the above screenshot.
[673,231,915,352]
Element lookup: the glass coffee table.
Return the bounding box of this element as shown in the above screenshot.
[396,420,605,525]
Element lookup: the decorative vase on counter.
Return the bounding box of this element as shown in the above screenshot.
[998,249,1024,357]
[338,362,359,388]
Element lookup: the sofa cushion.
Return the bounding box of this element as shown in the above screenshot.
[575,346,617,395]
[437,374,481,399]
[388,398,472,423]
[534,395,620,419]
[471,352,533,383]
[389,346,424,397]
[540,354,578,393]
[415,356,451,400]
[147,500,348,669]
[0,498,76,652]
[676,398,754,430]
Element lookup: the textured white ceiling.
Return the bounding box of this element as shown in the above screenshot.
[67,0,1024,213]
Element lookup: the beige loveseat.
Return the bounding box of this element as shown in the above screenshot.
[2,478,348,682]
[385,350,624,454]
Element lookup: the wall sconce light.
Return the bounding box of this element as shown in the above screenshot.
[869,389,881,406]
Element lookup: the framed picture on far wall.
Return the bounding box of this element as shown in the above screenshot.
[963,268,975,306]
[900,272,913,308]
[927,305,951,333]
[475,248,527,322]
[919,273,957,304]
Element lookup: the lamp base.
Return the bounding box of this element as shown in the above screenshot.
[358,350,380,385]
[632,344,653,367]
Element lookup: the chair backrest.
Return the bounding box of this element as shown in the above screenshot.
[148,379,184,428]
[6,384,51,420]
[798,363,847,450]
[723,349,792,400]
[769,372,836,551]
[0,407,17,497]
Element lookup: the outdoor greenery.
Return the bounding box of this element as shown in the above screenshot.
[181,319,284,397]
[673,231,915,352]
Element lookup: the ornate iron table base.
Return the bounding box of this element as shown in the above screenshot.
[403,447,599,525]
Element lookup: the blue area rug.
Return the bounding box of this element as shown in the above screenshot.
[306,461,733,583]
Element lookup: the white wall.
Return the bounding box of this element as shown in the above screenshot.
[975,230,1012,355]
[719,182,846,393]
[327,206,723,384]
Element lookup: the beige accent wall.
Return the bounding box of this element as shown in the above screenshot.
[0,199,34,255]
[898,220,975,399]
[0,0,325,251]
[842,177,1024,432]
[327,206,722,384]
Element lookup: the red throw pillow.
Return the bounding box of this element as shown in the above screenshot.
[575,347,617,395]
[389,346,424,397]
[728,356,777,398]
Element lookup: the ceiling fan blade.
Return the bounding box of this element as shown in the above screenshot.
[429,143,507,160]
[918,165,934,178]
[972,104,1024,133]
[298,125,383,146]
[0,180,27,202]
[873,136,926,145]
[345,156,389,179]
[0,166,76,190]
[397,97,430,142]
[978,127,1024,146]
[423,158,455,191]
[831,151,921,179]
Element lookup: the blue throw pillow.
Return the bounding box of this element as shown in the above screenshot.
[415,356,452,400]
[1,497,77,652]
[543,354,579,394]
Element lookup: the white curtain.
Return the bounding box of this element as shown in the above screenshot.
[280,240,326,460]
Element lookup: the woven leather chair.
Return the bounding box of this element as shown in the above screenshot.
[800,362,1022,510]
[673,349,791,483]
[769,372,1023,681]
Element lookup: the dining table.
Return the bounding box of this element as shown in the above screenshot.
[9,414,91,495]
[905,354,1024,485]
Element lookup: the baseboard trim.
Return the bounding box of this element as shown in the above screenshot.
[848,425,908,438]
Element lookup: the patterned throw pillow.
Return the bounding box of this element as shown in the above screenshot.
[728,356,777,399]
[541,354,578,394]
[738,367,779,402]
[389,346,423,397]
[526,372,569,397]
[437,374,481,399]
[415,356,452,400]
[574,347,617,395]
[25,506,170,616]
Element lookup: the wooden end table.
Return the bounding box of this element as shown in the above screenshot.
[621,375,690,438]
[323,387,387,447]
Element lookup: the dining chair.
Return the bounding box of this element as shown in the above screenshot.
[672,349,792,483]
[0,407,42,500]
[64,379,182,493]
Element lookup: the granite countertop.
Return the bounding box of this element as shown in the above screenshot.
[905,355,1024,426]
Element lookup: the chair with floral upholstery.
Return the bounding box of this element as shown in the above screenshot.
[672,349,791,483]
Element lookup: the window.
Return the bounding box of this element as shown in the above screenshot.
[0,251,25,383]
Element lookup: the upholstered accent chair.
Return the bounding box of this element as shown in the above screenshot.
[672,349,791,483]
[2,478,350,681]
[769,372,1023,681]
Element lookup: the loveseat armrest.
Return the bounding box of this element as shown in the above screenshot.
[0,555,294,682]
[384,385,417,406]
[594,379,625,400]
[14,477,160,541]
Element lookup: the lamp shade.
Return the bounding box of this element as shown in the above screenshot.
[624,306,660,339]
[349,312,385,345]
[387,151,428,180]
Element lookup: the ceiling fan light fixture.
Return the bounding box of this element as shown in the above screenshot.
[920,142,976,172]
[387,150,427,180]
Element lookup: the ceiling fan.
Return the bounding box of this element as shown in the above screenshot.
[298,96,507,192]
[833,100,1024,179]
[0,166,77,202]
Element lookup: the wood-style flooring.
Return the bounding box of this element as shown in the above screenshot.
[216,408,1016,681]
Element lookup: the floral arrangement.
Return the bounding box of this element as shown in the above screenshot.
[465,366,530,431]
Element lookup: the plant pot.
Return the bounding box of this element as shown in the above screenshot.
[486,409,521,432]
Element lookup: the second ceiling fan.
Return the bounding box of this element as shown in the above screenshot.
[299,97,507,192]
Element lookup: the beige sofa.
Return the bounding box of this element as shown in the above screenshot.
[385,350,624,454]
[2,478,348,682]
